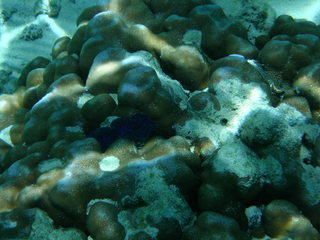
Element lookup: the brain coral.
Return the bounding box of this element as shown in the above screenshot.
[0,0,320,239]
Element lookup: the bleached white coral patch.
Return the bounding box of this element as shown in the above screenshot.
[99,156,120,171]
[245,205,263,228]
[118,167,194,240]
[0,125,13,146]
[174,117,235,148]
[213,75,269,114]
[29,208,84,240]
[174,77,270,148]
[212,142,284,187]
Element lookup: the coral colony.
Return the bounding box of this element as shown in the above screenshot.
[0,0,320,239]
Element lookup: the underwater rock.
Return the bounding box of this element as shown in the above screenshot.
[20,23,44,41]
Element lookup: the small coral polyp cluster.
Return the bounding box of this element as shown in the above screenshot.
[1,0,320,239]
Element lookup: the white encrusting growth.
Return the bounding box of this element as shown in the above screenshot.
[99,156,120,171]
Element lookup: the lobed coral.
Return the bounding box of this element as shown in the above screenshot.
[0,0,320,240]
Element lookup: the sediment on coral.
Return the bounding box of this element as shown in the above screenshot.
[0,0,320,240]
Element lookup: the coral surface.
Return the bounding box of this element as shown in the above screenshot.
[0,0,320,240]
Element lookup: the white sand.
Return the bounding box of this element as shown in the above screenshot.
[0,0,103,92]
[267,0,320,23]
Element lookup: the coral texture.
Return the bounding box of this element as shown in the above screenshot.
[0,0,320,240]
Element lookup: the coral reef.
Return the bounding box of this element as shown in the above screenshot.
[0,0,320,240]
